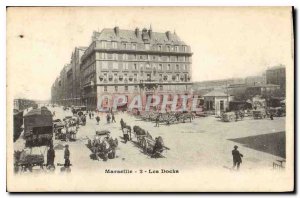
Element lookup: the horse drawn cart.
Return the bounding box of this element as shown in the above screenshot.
[133,126,170,158]
[14,150,45,172]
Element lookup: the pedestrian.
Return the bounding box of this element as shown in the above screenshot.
[111,112,116,123]
[232,145,243,170]
[91,111,94,118]
[106,113,111,123]
[96,115,100,125]
[120,118,125,130]
[64,144,70,168]
[89,112,92,119]
[270,113,274,120]
[155,115,160,127]
[46,144,55,169]
[122,126,129,143]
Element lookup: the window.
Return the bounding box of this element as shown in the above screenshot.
[167,64,171,70]
[158,45,162,51]
[140,55,143,60]
[134,74,138,81]
[125,86,128,91]
[124,63,129,70]
[134,85,138,91]
[153,56,156,60]
[104,86,107,92]
[176,74,180,81]
[113,62,118,70]
[159,64,162,70]
[163,75,168,81]
[145,43,150,50]
[101,41,107,48]
[147,74,151,81]
[107,53,113,59]
[146,63,150,69]
[159,74,163,80]
[159,85,163,91]
[119,75,123,81]
[123,43,126,49]
[134,63,137,70]
[176,64,179,70]
[112,42,117,49]
[175,46,178,52]
[132,44,137,50]
[115,86,118,92]
[102,62,108,69]
[183,46,186,52]
[167,46,170,52]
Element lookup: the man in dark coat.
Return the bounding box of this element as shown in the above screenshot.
[120,118,125,130]
[111,112,116,123]
[64,144,70,167]
[155,115,160,127]
[96,115,100,125]
[47,144,55,167]
[232,145,243,170]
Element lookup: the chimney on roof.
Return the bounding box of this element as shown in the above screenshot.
[166,31,171,40]
[135,27,140,38]
[114,26,120,36]
[148,25,152,39]
[142,28,148,40]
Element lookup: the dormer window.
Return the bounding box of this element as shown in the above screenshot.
[132,43,137,50]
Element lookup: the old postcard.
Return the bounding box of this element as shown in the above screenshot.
[6,7,294,192]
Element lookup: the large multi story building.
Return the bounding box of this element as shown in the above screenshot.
[266,65,286,92]
[73,26,193,110]
[51,47,87,106]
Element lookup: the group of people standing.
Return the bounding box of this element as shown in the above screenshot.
[95,112,116,125]
[46,143,71,171]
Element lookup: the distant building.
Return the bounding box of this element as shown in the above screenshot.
[266,65,286,92]
[203,90,231,115]
[193,78,245,91]
[51,47,87,106]
[13,99,36,111]
[245,75,266,86]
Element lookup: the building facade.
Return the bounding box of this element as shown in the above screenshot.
[79,26,193,110]
[51,47,87,106]
[266,65,286,92]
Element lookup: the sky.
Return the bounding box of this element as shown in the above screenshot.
[7,7,293,100]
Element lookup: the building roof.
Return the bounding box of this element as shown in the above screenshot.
[92,27,187,45]
[203,90,228,97]
[24,107,52,117]
[267,64,285,71]
[247,84,280,88]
